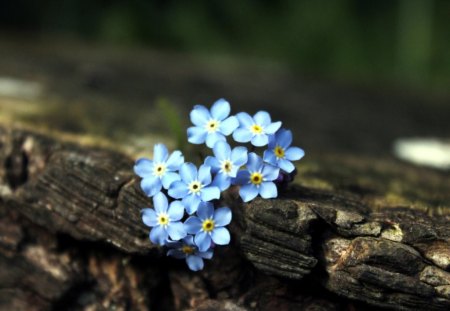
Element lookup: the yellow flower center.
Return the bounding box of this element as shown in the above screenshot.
[153,164,166,177]
[182,245,195,255]
[274,145,285,158]
[205,119,220,133]
[188,181,202,194]
[202,219,215,232]
[157,213,169,226]
[250,124,263,135]
[250,172,263,185]
[221,160,233,174]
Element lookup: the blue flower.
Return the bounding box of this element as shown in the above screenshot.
[167,236,213,271]
[134,144,184,197]
[204,141,248,191]
[168,163,220,214]
[187,99,239,148]
[263,129,305,173]
[232,111,282,147]
[142,192,187,245]
[233,152,280,202]
[184,202,232,251]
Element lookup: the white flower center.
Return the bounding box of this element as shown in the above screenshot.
[153,163,166,177]
[202,219,215,232]
[157,212,169,227]
[250,124,264,135]
[250,172,263,186]
[274,145,285,159]
[220,160,233,174]
[205,119,220,134]
[182,245,195,254]
[188,181,202,195]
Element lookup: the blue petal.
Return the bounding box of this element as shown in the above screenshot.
[179,162,197,183]
[184,216,203,234]
[198,164,212,185]
[167,249,186,259]
[167,222,187,240]
[279,159,295,173]
[213,141,231,161]
[263,150,278,166]
[262,164,280,181]
[198,250,214,259]
[141,176,162,197]
[260,182,278,199]
[197,202,214,220]
[153,144,168,163]
[142,208,157,227]
[229,166,240,178]
[186,255,204,271]
[161,172,180,189]
[168,200,185,221]
[150,226,168,245]
[182,235,195,246]
[230,146,248,167]
[251,134,268,147]
[239,184,259,202]
[200,186,220,202]
[236,112,254,127]
[205,132,226,148]
[182,194,201,214]
[204,156,220,173]
[219,116,239,135]
[190,105,210,126]
[211,227,230,245]
[165,150,184,170]
[210,98,230,121]
[232,128,252,143]
[187,126,207,144]
[246,153,263,172]
[253,111,271,126]
[265,121,282,134]
[168,181,189,199]
[134,158,153,177]
[214,207,232,226]
[267,134,277,149]
[285,147,305,161]
[153,192,168,214]
[277,129,292,149]
[165,240,182,249]
[233,170,250,185]
[195,231,212,252]
[212,173,231,191]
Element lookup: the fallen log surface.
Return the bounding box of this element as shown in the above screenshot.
[1,124,449,311]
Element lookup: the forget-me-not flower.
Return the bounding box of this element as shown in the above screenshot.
[167,235,213,271]
[134,144,184,197]
[232,111,281,147]
[204,141,248,191]
[168,163,220,214]
[187,99,239,148]
[233,152,280,202]
[263,129,305,173]
[142,192,186,245]
[184,202,232,251]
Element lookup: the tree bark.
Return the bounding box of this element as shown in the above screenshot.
[0,124,449,310]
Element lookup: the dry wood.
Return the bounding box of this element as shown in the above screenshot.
[1,125,449,310]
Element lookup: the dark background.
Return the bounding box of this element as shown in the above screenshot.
[0,0,449,156]
[2,0,450,90]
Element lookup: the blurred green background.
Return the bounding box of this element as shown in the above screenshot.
[1,0,449,92]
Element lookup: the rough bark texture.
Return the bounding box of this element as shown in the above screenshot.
[0,124,449,311]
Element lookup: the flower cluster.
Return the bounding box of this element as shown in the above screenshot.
[134,99,304,271]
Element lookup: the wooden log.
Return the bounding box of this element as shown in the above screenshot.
[0,124,449,310]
